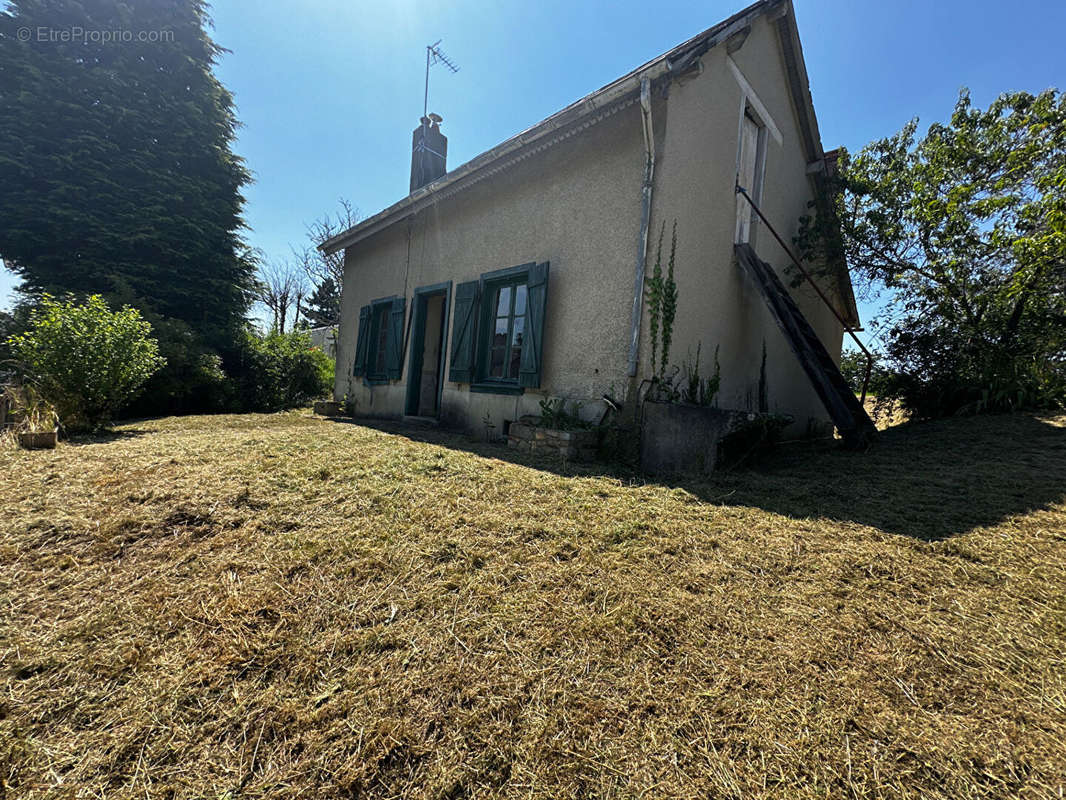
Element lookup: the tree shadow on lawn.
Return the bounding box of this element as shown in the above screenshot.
[61,427,151,447]
[330,413,1066,542]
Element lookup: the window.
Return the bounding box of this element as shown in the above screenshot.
[353,296,406,383]
[485,280,527,382]
[735,107,767,244]
[449,262,549,393]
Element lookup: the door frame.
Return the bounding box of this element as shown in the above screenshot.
[405,281,452,417]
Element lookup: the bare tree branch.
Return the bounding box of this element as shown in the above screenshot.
[255,259,307,334]
[301,198,359,290]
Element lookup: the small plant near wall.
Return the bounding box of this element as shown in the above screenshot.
[681,343,720,407]
[508,397,600,461]
[537,397,593,431]
[646,341,721,407]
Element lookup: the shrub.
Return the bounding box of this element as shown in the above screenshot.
[229,330,333,413]
[681,343,720,406]
[123,318,235,417]
[6,295,165,431]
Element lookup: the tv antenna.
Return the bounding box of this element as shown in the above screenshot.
[423,40,459,121]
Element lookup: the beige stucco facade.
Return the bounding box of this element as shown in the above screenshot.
[331,4,855,438]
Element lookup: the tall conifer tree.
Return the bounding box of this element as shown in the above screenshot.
[0,0,253,349]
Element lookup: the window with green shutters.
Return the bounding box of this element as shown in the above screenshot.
[448,262,549,393]
[485,279,527,382]
[448,281,480,384]
[353,296,406,384]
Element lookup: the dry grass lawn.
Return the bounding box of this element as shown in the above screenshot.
[1,410,1064,798]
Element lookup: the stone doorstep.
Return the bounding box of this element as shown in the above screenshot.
[313,400,345,416]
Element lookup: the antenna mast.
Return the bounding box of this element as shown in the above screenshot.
[424,39,459,121]
[414,40,459,191]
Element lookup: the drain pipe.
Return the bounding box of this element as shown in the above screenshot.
[626,76,656,377]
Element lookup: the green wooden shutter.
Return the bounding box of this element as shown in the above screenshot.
[353,305,371,376]
[449,280,480,383]
[384,296,406,380]
[519,262,549,388]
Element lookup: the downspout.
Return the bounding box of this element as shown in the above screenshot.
[626,76,656,377]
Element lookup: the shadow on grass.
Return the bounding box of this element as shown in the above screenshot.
[328,413,1066,541]
[62,428,151,447]
[704,414,1066,540]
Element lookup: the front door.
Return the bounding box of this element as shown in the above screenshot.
[405,286,449,418]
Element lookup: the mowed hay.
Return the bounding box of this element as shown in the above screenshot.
[1,411,1064,798]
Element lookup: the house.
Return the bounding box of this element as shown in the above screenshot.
[320,0,872,446]
[307,325,338,361]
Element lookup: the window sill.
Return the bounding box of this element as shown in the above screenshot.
[469,382,524,396]
[364,376,391,386]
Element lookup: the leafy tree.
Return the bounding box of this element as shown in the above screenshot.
[6,294,165,430]
[302,277,341,328]
[0,0,254,351]
[0,307,17,379]
[838,349,892,398]
[799,89,1066,416]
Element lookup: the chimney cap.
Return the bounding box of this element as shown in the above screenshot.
[428,112,443,125]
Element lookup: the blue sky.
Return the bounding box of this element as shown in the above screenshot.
[3,0,1064,343]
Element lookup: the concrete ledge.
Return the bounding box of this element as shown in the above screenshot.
[640,402,756,476]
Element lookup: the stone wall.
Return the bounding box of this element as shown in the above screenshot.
[508,421,598,461]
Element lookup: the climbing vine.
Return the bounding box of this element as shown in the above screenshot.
[645,219,678,380]
[646,223,664,378]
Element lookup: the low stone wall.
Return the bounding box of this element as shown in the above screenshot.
[640,402,756,476]
[508,421,598,461]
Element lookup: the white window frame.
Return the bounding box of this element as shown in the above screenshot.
[727,55,780,246]
[736,104,769,245]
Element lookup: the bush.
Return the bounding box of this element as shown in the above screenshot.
[6,295,165,431]
[123,318,235,417]
[229,330,333,413]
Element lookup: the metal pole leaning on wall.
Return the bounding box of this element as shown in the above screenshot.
[735,183,874,403]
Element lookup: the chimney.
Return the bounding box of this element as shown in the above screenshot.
[410,113,448,193]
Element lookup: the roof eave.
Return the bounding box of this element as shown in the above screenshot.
[319,0,783,255]
[771,5,862,328]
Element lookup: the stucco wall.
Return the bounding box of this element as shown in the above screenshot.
[335,102,647,433]
[335,13,848,436]
[644,14,844,434]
